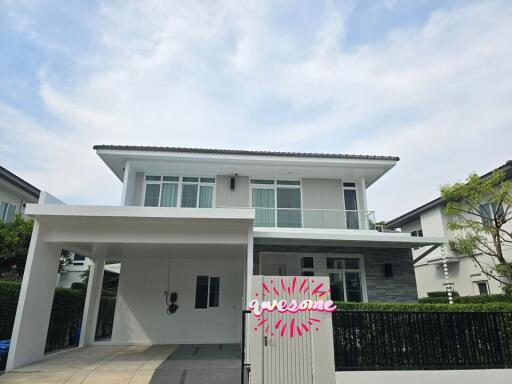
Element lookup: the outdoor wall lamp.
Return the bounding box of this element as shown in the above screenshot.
[164,291,179,314]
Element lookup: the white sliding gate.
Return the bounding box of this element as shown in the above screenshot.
[248,275,336,384]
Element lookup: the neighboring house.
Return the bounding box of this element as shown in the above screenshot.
[57,253,92,288]
[387,160,512,298]
[6,145,444,372]
[0,166,40,222]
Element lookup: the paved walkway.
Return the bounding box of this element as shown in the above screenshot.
[0,344,240,384]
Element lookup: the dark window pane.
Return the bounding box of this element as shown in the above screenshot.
[209,277,220,307]
[181,184,198,207]
[73,255,85,261]
[327,258,344,269]
[183,177,199,182]
[329,273,344,301]
[145,175,161,181]
[344,259,359,269]
[195,276,209,309]
[276,180,300,185]
[343,182,356,188]
[345,272,362,302]
[144,184,160,207]
[277,188,301,208]
[301,257,314,269]
[478,282,488,295]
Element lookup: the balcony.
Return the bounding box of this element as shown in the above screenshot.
[250,208,376,230]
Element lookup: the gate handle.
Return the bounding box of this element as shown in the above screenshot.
[264,336,268,347]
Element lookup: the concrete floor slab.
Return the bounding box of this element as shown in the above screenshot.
[0,344,240,384]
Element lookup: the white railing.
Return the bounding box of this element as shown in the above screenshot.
[245,207,376,230]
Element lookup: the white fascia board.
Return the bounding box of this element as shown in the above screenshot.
[96,149,398,182]
[253,227,446,246]
[25,204,255,221]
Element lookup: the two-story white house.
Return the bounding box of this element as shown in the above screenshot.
[387,160,512,298]
[0,165,40,223]
[6,145,445,371]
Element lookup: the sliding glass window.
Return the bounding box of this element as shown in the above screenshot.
[251,179,302,228]
[143,176,215,208]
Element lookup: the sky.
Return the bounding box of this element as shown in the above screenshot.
[1,0,511,221]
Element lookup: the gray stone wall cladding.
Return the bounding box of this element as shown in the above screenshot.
[254,244,418,303]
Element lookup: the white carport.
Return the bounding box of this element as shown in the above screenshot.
[6,202,254,370]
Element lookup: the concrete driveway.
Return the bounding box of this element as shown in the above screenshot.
[0,344,240,384]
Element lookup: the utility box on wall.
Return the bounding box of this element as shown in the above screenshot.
[247,275,336,384]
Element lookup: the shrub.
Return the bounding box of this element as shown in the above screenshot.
[334,301,512,312]
[0,280,117,351]
[419,293,512,304]
[427,290,460,298]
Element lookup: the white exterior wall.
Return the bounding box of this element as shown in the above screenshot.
[111,249,244,344]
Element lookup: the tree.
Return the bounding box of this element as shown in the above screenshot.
[0,214,34,280]
[441,170,512,292]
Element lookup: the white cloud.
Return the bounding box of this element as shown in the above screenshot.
[1,0,511,218]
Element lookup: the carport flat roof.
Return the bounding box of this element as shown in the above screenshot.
[253,227,446,248]
[24,204,255,221]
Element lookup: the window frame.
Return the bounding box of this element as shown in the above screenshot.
[342,181,359,229]
[194,274,221,309]
[249,179,303,228]
[142,175,216,208]
[475,280,489,296]
[257,252,367,302]
[325,254,366,303]
[0,201,17,223]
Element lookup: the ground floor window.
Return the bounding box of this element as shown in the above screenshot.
[195,275,220,309]
[327,257,363,302]
[475,281,489,295]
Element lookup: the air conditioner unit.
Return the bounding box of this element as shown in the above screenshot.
[375,224,384,232]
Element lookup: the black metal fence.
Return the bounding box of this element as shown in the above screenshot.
[332,311,512,370]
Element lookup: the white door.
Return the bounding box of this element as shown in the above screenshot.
[261,276,313,384]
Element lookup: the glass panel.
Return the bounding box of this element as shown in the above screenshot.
[163,176,179,182]
[479,204,493,226]
[252,189,275,227]
[251,179,274,185]
[200,177,215,183]
[277,180,300,185]
[301,257,314,269]
[478,282,488,295]
[160,183,178,207]
[344,189,359,229]
[144,184,160,207]
[277,188,301,227]
[327,258,344,269]
[345,272,362,302]
[344,259,360,269]
[209,277,220,307]
[343,182,356,188]
[4,203,16,223]
[183,177,199,182]
[195,276,209,309]
[329,273,344,301]
[198,185,213,208]
[0,202,6,222]
[145,175,161,181]
[181,184,198,207]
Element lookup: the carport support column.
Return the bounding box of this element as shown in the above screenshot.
[79,251,105,347]
[7,221,61,370]
[245,227,254,307]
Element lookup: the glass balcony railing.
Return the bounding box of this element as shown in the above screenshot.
[250,208,376,230]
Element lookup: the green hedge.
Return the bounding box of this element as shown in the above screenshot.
[419,294,512,304]
[426,290,460,298]
[334,301,512,312]
[0,280,116,350]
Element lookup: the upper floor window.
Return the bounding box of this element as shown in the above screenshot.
[0,201,16,223]
[343,182,359,229]
[250,179,301,227]
[479,202,505,226]
[143,176,215,208]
